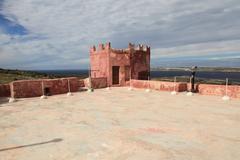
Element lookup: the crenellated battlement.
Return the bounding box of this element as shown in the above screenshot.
[90,42,111,53]
[111,48,129,54]
[90,42,151,86]
[90,42,150,54]
[128,43,150,52]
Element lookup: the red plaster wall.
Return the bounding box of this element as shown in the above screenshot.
[109,51,130,86]
[90,42,150,87]
[91,78,107,89]
[79,79,85,87]
[198,84,240,98]
[84,78,107,89]
[11,77,79,98]
[83,78,90,88]
[131,49,150,80]
[131,80,187,92]
[90,51,109,78]
[0,84,10,97]
[187,83,199,92]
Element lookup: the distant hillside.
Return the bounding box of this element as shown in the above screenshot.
[0,68,56,84]
[151,67,240,72]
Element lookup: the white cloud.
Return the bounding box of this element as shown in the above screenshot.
[151,40,240,58]
[0,0,240,69]
[0,29,11,44]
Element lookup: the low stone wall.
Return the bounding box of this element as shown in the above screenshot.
[11,77,79,98]
[130,80,187,92]
[0,84,10,97]
[187,83,200,92]
[79,79,85,87]
[92,78,107,88]
[91,78,107,89]
[198,84,240,98]
[83,78,89,87]
[84,78,108,89]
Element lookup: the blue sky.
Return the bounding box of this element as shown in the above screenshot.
[0,0,240,70]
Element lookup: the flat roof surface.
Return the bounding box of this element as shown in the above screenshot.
[0,87,240,160]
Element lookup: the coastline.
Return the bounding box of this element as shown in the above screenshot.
[1,68,240,85]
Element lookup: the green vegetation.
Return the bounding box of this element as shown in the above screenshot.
[0,68,56,84]
[0,68,88,84]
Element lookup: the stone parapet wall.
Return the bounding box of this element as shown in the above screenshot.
[130,80,187,92]
[11,77,79,98]
[84,78,108,89]
[83,78,90,88]
[0,84,10,97]
[79,79,85,87]
[130,80,240,98]
[187,83,199,92]
[4,77,240,99]
[198,84,240,98]
[92,78,108,89]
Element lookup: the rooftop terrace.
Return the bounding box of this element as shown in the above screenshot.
[0,87,239,160]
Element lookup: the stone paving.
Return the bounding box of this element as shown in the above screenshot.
[0,87,239,160]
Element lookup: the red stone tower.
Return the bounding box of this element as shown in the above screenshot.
[90,42,150,86]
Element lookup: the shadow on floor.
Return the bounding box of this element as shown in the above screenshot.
[0,138,63,152]
[0,97,9,105]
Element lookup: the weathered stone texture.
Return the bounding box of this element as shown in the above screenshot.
[130,80,187,92]
[83,78,107,89]
[90,42,150,87]
[198,84,240,98]
[10,77,79,98]
[0,84,10,97]
[79,79,85,87]
[187,83,199,92]
[91,78,108,89]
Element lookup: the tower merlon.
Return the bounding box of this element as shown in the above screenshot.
[90,45,96,52]
[105,42,111,49]
[98,43,105,50]
[128,43,135,49]
[146,45,150,52]
[138,44,144,51]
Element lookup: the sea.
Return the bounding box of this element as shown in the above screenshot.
[36,70,240,83]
